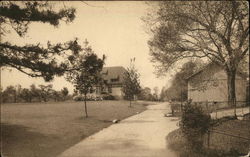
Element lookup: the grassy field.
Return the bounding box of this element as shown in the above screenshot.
[1,100,148,157]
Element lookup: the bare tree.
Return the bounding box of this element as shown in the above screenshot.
[144,1,249,113]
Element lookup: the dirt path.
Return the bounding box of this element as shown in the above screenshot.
[58,102,179,157]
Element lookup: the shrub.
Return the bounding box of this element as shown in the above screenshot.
[180,102,211,151]
[73,95,84,101]
[73,95,103,101]
[170,102,182,115]
[102,94,115,100]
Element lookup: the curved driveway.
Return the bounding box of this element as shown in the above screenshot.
[58,102,179,157]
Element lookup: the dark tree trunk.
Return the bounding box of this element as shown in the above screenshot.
[226,70,237,117]
[43,97,47,102]
[84,94,88,118]
[129,95,133,107]
[14,91,17,103]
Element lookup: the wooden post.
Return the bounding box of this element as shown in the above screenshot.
[0,66,2,104]
[181,86,183,113]
[215,105,217,119]
[84,94,88,118]
[207,130,210,148]
[206,100,208,113]
[214,102,218,119]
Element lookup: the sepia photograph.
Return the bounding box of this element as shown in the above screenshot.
[0,1,249,157]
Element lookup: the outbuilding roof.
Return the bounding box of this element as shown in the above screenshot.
[186,62,248,81]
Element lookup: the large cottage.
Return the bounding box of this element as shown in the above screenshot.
[98,66,127,99]
[187,63,248,108]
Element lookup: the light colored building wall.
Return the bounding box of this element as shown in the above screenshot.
[188,79,227,102]
[235,79,247,102]
[111,87,123,98]
[188,68,247,103]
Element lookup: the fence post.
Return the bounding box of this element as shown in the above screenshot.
[207,130,210,148]
[181,102,183,113]
[206,100,208,113]
[215,104,218,119]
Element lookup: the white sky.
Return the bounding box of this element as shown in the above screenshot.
[1,1,172,93]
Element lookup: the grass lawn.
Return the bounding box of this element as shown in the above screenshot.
[166,119,250,157]
[1,100,148,157]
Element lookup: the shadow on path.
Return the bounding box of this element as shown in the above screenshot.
[1,123,76,157]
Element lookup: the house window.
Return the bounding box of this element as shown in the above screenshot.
[101,85,108,94]
[111,78,119,82]
[95,87,101,94]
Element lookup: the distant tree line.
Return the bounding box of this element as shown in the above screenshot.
[0,84,69,103]
[160,60,203,102]
[138,86,161,101]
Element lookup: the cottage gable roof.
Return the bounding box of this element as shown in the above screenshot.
[186,62,247,81]
[101,66,127,85]
[186,62,218,80]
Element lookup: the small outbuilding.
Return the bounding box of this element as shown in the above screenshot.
[187,63,248,108]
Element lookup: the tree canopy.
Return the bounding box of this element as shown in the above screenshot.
[0,1,82,81]
[122,58,141,106]
[145,1,249,74]
[138,87,153,101]
[66,41,105,117]
[162,60,203,101]
[145,1,249,108]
